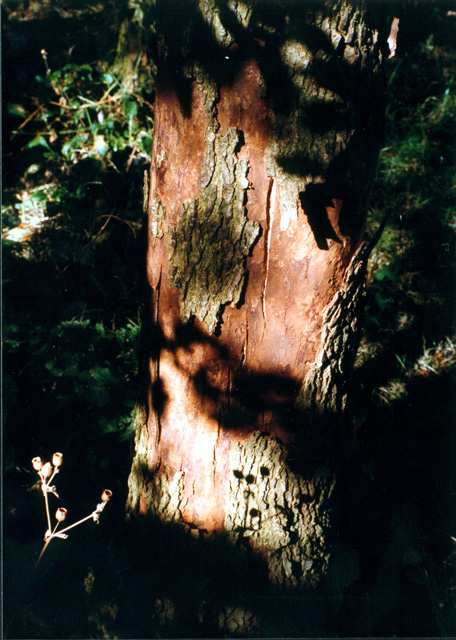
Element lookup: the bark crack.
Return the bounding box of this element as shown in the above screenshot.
[213,421,221,485]
[240,309,248,370]
[153,279,162,449]
[261,177,275,330]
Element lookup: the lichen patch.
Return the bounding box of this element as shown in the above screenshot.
[168,125,260,333]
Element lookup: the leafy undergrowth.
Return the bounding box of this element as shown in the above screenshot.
[2,2,155,635]
[360,32,456,411]
[2,7,153,633]
[3,0,153,456]
[347,30,456,638]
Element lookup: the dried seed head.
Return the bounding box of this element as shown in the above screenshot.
[41,462,53,479]
[101,490,112,503]
[52,452,63,467]
[32,457,43,471]
[55,507,67,522]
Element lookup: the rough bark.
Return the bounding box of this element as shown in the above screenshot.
[113,0,156,91]
[127,0,385,631]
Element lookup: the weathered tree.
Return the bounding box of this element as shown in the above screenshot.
[127,0,387,632]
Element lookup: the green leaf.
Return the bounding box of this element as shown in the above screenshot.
[118,421,133,442]
[374,267,396,283]
[99,415,121,433]
[122,97,138,119]
[122,392,136,409]
[95,322,106,337]
[84,386,110,407]
[103,118,115,130]
[26,136,52,151]
[90,367,118,386]
[29,190,49,202]
[7,103,27,117]
[139,134,153,155]
[374,292,393,310]
[395,353,407,371]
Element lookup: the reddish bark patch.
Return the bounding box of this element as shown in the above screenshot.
[145,59,356,531]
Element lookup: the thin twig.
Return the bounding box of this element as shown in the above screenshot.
[17,104,44,130]
[96,213,137,237]
[57,512,94,536]
[34,521,60,569]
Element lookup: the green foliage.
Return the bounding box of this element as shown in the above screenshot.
[377,55,455,218]
[364,33,456,363]
[30,58,151,158]
[2,2,152,493]
[39,319,140,432]
[349,34,456,638]
[8,52,153,175]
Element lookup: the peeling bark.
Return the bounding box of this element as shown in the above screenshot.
[128,0,386,630]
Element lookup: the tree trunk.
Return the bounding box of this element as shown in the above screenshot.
[127,0,385,632]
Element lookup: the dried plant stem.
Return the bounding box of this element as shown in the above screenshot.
[57,512,94,536]
[34,507,103,569]
[35,521,61,569]
[7,453,112,638]
[43,487,51,532]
